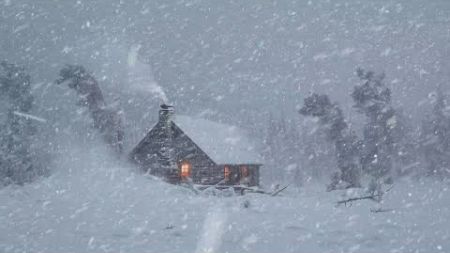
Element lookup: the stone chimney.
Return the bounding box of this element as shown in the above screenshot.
[159,104,174,125]
[158,104,178,182]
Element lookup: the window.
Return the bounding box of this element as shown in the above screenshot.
[180,161,191,179]
[240,166,249,178]
[224,166,231,181]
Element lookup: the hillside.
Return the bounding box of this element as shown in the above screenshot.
[0,139,448,253]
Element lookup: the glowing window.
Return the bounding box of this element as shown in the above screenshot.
[240,166,249,178]
[180,162,191,179]
[224,166,231,181]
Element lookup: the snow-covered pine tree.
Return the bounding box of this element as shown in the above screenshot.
[299,93,361,190]
[390,109,420,177]
[0,61,44,185]
[420,89,450,177]
[56,65,124,155]
[352,68,398,183]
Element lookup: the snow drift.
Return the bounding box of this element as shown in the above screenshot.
[0,134,449,252]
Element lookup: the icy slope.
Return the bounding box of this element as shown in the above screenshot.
[0,141,449,253]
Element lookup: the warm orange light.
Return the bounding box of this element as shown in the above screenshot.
[224,166,231,180]
[181,162,191,178]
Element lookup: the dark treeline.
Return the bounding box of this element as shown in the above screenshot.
[1,61,449,189]
[259,68,449,190]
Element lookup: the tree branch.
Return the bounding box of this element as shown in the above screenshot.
[336,185,393,207]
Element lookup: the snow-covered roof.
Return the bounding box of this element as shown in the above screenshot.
[173,115,262,164]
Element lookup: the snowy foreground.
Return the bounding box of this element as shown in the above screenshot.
[1,144,449,253]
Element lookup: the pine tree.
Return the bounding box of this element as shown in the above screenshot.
[390,110,419,176]
[56,65,124,155]
[420,90,450,177]
[352,68,397,183]
[299,93,361,190]
[0,61,43,185]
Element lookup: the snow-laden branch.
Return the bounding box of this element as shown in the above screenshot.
[336,185,393,207]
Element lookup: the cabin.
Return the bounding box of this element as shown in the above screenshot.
[129,105,262,186]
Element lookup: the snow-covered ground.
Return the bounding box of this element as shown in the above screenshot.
[0,141,449,253]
